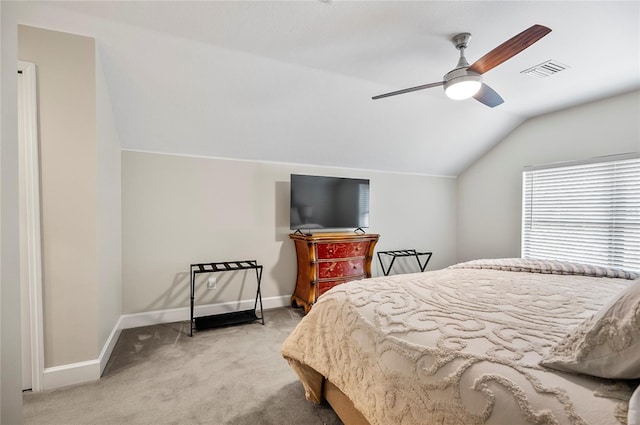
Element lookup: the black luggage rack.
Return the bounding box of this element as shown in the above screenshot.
[376,249,432,276]
[189,260,264,336]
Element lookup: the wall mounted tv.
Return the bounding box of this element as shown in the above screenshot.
[290,174,370,231]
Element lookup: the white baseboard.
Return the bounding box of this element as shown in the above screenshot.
[40,295,291,390]
[119,294,290,329]
[43,360,101,390]
[99,316,124,376]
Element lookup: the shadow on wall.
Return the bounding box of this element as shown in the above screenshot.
[274,180,291,242]
[143,271,190,312]
[270,236,297,299]
[270,180,298,298]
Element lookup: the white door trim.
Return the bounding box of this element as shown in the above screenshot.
[18,60,44,392]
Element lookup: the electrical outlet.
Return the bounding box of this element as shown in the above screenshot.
[207,277,217,289]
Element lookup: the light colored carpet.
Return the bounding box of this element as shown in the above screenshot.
[23,307,342,425]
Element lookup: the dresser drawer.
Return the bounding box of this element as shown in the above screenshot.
[317,280,345,297]
[316,241,369,259]
[318,259,365,279]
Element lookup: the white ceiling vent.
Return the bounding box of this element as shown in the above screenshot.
[521,60,569,78]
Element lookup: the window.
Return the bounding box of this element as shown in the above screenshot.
[522,154,640,272]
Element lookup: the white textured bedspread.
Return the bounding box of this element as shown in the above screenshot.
[282,259,639,425]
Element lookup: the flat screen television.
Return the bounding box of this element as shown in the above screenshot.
[290,174,370,231]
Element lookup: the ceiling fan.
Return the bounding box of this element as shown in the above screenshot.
[372,24,551,107]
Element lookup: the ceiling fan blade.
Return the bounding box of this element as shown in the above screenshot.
[468,24,551,75]
[372,81,444,100]
[473,83,504,108]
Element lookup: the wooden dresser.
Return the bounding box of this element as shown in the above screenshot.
[289,233,379,313]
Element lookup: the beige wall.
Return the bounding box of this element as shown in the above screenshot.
[457,90,640,262]
[95,46,122,351]
[18,25,99,367]
[122,151,457,314]
[1,4,24,423]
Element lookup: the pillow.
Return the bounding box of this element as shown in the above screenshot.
[540,279,640,379]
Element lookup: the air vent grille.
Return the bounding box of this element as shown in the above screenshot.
[521,60,569,78]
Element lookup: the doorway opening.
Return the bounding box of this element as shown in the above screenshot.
[18,60,44,392]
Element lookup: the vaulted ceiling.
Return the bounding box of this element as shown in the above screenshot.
[12,1,640,176]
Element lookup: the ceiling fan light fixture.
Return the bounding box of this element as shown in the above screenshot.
[444,74,482,100]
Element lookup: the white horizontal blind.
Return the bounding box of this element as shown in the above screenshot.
[522,155,640,272]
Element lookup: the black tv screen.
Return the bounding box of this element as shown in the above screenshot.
[290,174,370,230]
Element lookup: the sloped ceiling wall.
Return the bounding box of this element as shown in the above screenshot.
[98,23,521,176]
[10,1,640,176]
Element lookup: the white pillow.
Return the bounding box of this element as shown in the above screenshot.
[541,279,640,379]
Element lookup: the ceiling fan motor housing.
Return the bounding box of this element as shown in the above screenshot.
[443,68,482,100]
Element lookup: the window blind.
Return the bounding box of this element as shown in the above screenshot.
[522,154,640,272]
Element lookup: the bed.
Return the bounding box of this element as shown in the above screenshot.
[281,258,640,425]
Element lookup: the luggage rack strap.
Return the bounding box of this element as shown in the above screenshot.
[192,260,260,273]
